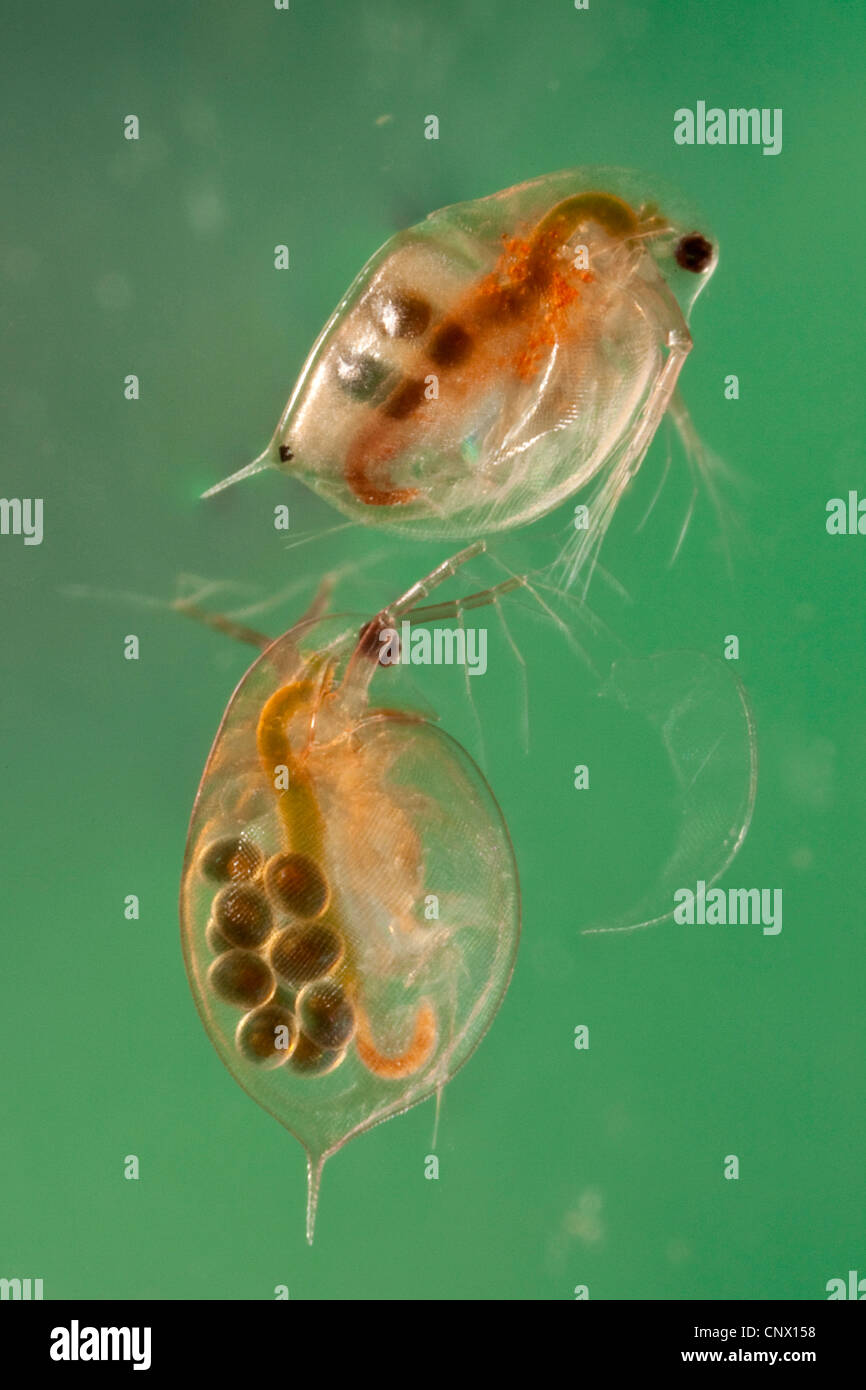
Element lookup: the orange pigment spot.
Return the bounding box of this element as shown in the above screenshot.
[513,268,581,381]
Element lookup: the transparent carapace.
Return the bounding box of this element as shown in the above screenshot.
[205,167,719,589]
[179,546,521,1241]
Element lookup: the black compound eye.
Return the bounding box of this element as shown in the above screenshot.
[675,233,714,273]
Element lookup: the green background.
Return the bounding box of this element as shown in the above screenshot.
[1,0,863,1300]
